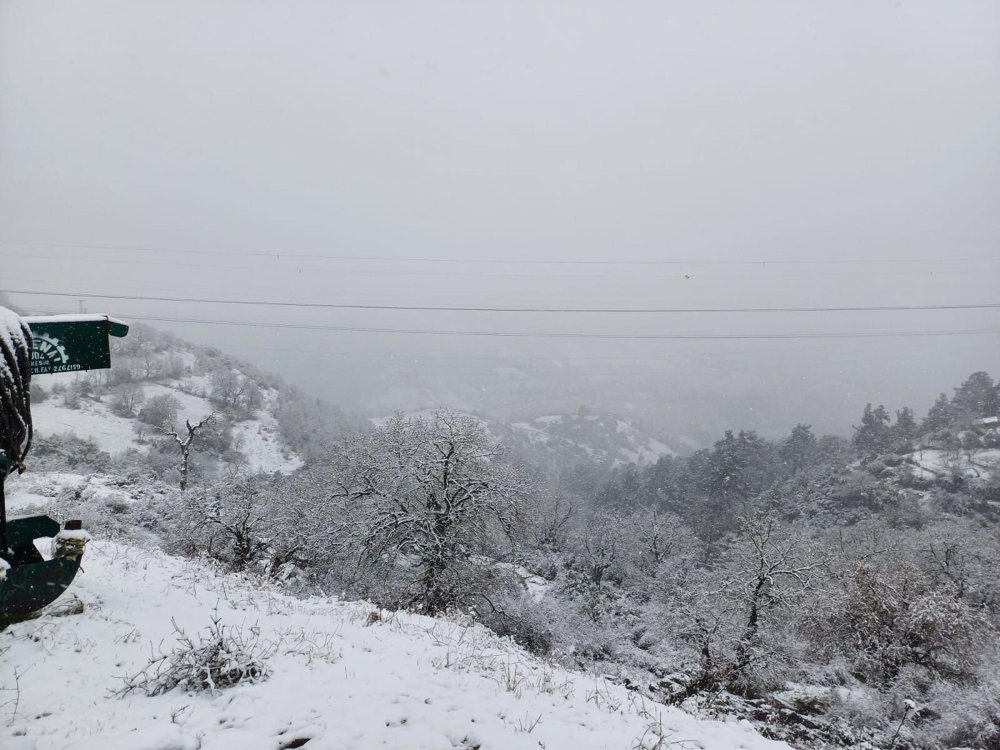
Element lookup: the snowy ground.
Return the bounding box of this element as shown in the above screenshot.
[142,383,216,426]
[906,448,1000,482]
[511,414,676,467]
[3,472,96,513]
[29,380,302,476]
[2,542,789,750]
[31,400,139,455]
[231,409,304,475]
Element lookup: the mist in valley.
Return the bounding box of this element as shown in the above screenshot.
[1,0,997,447]
[4,4,1000,748]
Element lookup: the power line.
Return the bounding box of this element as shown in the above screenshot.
[1,239,995,266]
[7,289,1000,315]
[218,337,992,370]
[10,252,969,282]
[61,311,1000,340]
[4,252,978,282]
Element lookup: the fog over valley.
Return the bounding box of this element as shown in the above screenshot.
[2,5,1000,748]
[1,0,997,444]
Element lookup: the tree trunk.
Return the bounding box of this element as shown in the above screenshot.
[179,446,190,491]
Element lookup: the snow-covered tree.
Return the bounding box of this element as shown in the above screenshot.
[139,393,181,430]
[661,512,825,697]
[161,413,217,491]
[951,371,998,424]
[110,382,145,417]
[166,474,270,569]
[332,410,532,614]
[923,392,953,432]
[780,423,818,475]
[852,403,892,457]
[210,368,262,418]
[892,406,918,443]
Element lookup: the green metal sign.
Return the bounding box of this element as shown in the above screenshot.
[24,315,130,375]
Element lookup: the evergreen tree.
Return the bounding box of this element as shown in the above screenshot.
[892,406,918,442]
[923,392,953,432]
[617,464,645,509]
[851,403,892,456]
[739,429,773,491]
[706,430,772,507]
[708,430,752,503]
[684,448,714,496]
[644,455,685,511]
[951,371,998,422]
[594,464,646,510]
[780,423,817,475]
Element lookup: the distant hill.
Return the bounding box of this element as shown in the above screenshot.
[373,406,678,469]
[25,321,359,484]
[508,408,677,467]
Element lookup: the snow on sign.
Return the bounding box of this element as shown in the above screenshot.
[23,314,130,375]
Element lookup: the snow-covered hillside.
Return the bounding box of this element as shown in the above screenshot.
[32,398,139,455]
[29,339,303,476]
[510,410,677,467]
[1,540,788,750]
[868,424,1000,495]
[904,447,1000,483]
[373,408,678,468]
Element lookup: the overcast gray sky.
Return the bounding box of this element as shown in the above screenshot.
[1,0,998,440]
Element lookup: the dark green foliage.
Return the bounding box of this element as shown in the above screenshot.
[893,407,918,444]
[643,455,687,510]
[594,463,644,510]
[951,371,998,424]
[706,430,754,502]
[852,403,892,457]
[781,423,818,476]
[923,392,953,432]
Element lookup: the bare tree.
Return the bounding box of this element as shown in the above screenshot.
[161,413,217,491]
[167,476,270,570]
[210,368,262,418]
[332,410,531,614]
[621,508,700,581]
[139,393,181,430]
[110,382,145,417]
[662,512,826,697]
[724,514,825,683]
[812,521,992,686]
[575,511,626,588]
[531,492,576,551]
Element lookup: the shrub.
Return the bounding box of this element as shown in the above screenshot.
[117,615,271,697]
[63,385,82,409]
[481,594,555,655]
[138,393,181,430]
[110,383,145,417]
[30,433,112,472]
[29,381,48,403]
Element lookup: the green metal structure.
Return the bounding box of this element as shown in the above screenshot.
[1,313,129,621]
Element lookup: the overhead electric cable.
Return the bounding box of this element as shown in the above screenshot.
[12,252,972,281]
[39,311,997,340]
[1,240,995,266]
[6,289,1000,315]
